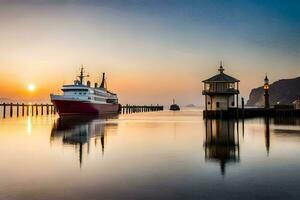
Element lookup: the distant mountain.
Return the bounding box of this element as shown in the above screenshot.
[247,76,300,106]
[186,104,196,107]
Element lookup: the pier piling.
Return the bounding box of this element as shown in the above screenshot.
[10,103,13,117]
[16,103,19,117]
[35,104,38,115]
[22,103,25,116]
[3,103,6,118]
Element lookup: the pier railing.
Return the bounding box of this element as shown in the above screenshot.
[0,103,164,118]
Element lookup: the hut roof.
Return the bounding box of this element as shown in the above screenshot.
[203,65,240,83]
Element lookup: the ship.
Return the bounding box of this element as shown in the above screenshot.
[50,67,120,116]
[169,99,180,111]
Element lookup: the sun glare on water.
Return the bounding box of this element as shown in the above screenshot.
[27,84,36,92]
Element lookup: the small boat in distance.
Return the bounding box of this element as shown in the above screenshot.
[50,67,120,116]
[170,99,180,111]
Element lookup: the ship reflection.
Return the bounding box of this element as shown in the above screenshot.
[204,119,240,176]
[50,115,118,166]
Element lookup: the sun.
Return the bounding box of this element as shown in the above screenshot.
[27,84,36,92]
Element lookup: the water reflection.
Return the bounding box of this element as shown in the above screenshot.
[50,115,118,166]
[27,116,32,135]
[2,110,300,199]
[274,117,300,126]
[204,119,240,175]
[273,117,300,137]
[265,117,270,155]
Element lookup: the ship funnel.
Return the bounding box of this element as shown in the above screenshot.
[94,83,98,88]
[100,73,106,88]
[87,80,91,87]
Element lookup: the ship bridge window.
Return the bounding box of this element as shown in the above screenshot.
[107,99,118,104]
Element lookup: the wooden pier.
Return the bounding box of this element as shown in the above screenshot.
[0,103,164,118]
[0,103,57,118]
[120,104,164,114]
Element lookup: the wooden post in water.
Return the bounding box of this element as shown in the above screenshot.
[3,103,6,118]
[31,104,34,116]
[46,104,49,115]
[241,97,245,118]
[10,103,13,117]
[22,103,25,116]
[26,105,29,116]
[41,104,44,115]
[35,104,38,116]
[16,103,19,117]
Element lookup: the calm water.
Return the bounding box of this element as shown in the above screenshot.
[0,109,300,200]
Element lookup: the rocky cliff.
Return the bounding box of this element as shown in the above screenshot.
[247,76,300,106]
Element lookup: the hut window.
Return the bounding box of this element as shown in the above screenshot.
[231,102,234,106]
[216,102,220,108]
[208,102,211,105]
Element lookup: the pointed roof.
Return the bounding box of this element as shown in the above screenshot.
[203,64,240,83]
[264,74,269,82]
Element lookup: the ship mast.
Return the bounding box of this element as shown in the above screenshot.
[77,65,89,85]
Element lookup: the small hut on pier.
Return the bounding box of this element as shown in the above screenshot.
[202,63,240,112]
[293,100,300,110]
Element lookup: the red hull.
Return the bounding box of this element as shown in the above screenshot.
[52,100,120,116]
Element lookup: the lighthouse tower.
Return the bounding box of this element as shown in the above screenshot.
[202,63,240,112]
[264,75,270,109]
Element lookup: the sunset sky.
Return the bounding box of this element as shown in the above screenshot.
[0,0,299,105]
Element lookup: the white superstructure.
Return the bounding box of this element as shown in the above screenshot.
[50,68,118,105]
